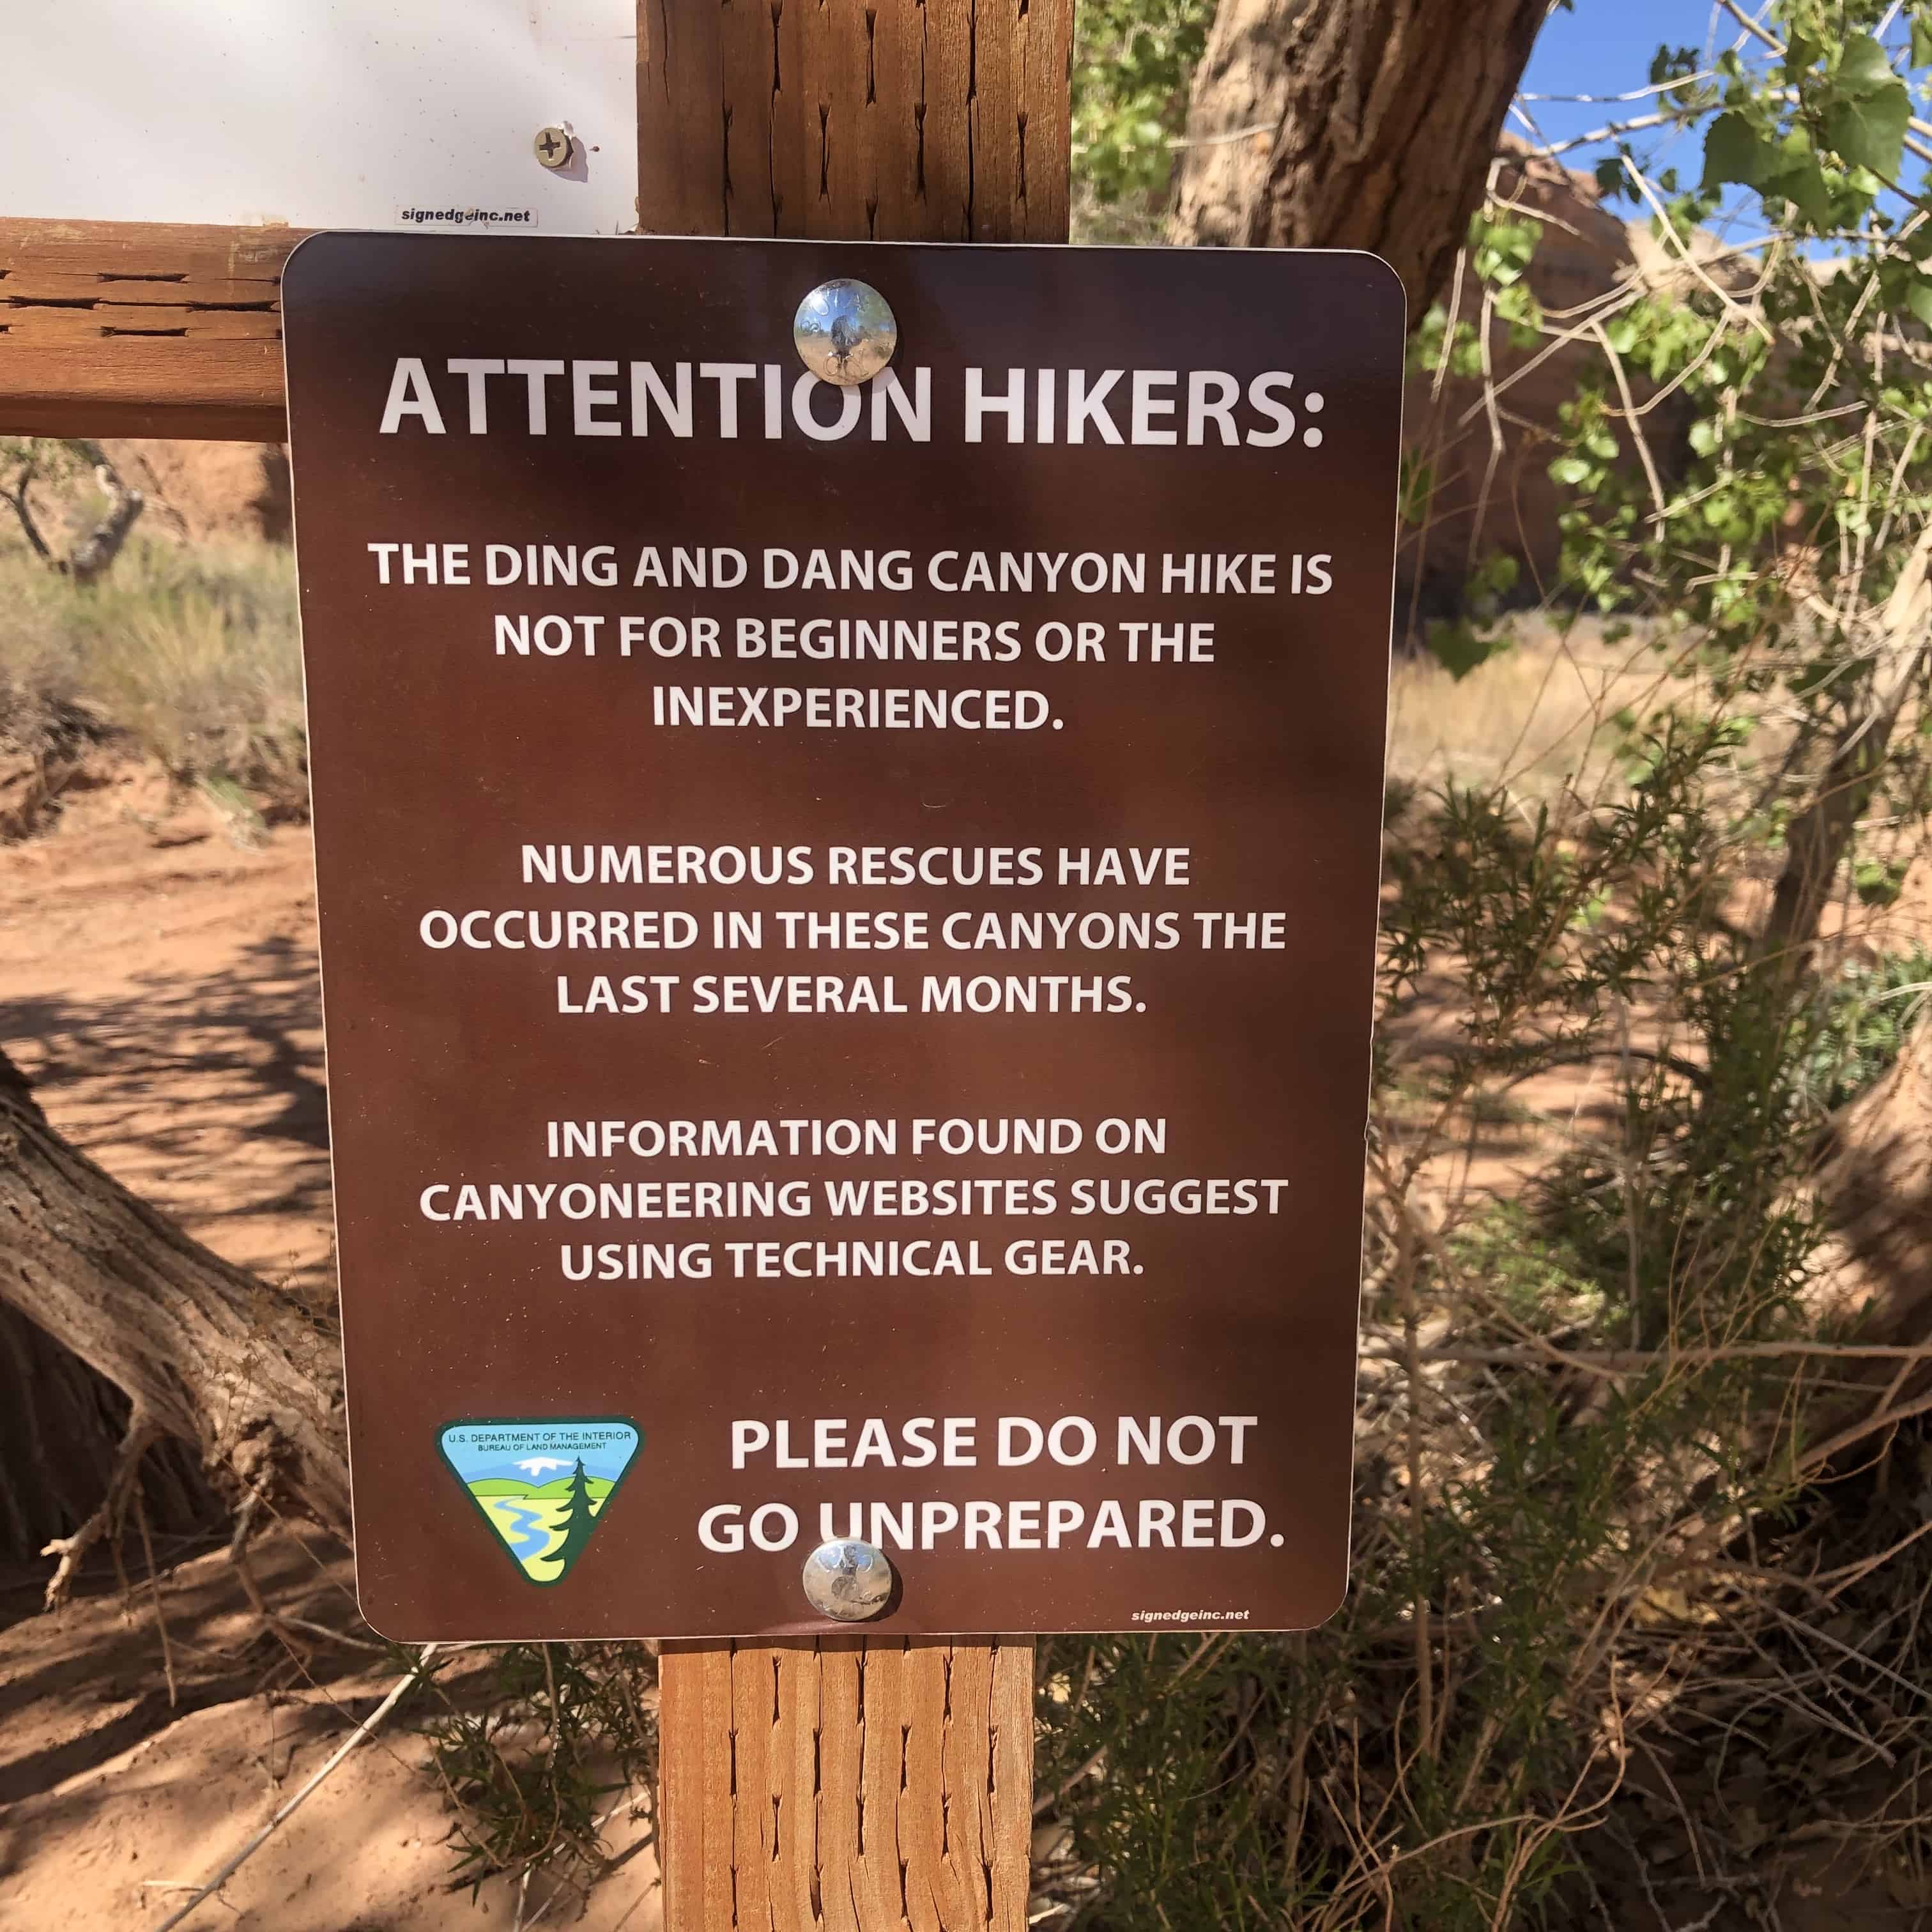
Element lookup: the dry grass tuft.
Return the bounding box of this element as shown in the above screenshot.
[1387,617,1690,797]
[0,539,305,819]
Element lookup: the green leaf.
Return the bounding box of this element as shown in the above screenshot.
[1761,132,1835,229]
[1689,417,1724,457]
[1837,34,1901,100]
[1602,314,1640,354]
[1785,31,1821,80]
[1908,282,1932,328]
[1854,857,1908,907]
[1549,454,1595,487]
[1470,551,1520,598]
[1915,20,1932,69]
[1424,619,1506,682]
[1703,110,1767,190]
[1825,83,1910,180]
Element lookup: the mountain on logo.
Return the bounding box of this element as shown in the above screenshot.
[438,1418,641,1585]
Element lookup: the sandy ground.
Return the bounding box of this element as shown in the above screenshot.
[0,764,659,1931]
[0,762,333,1298]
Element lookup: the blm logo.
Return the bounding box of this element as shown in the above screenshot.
[438,1418,641,1585]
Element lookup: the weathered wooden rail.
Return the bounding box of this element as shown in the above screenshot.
[0,220,301,439]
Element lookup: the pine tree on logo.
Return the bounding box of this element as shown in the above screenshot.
[553,1456,599,1575]
[441,1421,641,1588]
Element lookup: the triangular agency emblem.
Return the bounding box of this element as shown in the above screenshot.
[437,1418,641,1585]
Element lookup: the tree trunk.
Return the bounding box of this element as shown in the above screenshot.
[66,445,146,585]
[1754,527,1932,979]
[1706,536,1932,1356]
[0,1047,348,1588]
[1169,0,1551,316]
[0,1302,213,1565]
[1,439,146,584]
[1822,1025,1932,1346]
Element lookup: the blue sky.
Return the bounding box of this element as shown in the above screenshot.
[1517,0,1728,169]
[1524,0,1714,101]
[1514,1,1924,240]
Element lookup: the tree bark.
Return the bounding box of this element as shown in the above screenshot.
[1169,0,1551,316]
[1822,1025,1932,1347]
[0,1047,349,1583]
[1754,527,1932,979]
[1,439,145,583]
[0,1057,212,1565]
[66,444,146,585]
[0,1302,213,1564]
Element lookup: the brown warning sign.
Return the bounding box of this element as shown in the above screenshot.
[282,234,1403,1639]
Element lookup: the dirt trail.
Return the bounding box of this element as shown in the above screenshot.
[0,763,333,1298]
[0,767,659,1929]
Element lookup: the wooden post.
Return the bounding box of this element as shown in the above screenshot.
[636,0,1071,242]
[658,1638,1037,1931]
[639,0,1071,1923]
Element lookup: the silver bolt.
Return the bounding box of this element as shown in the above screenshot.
[793,280,898,387]
[534,126,574,170]
[802,1538,895,1620]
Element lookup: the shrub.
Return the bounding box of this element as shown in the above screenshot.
[0,539,307,815]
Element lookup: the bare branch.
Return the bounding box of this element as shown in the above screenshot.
[1,453,56,566]
[67,443,145,585]
[39,1409,160,1610]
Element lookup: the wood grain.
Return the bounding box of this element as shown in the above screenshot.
[641,1,1061,1917]
[660,1638,1034,1931]
[0,219,303,440]
[638,0,1074,242]
[4,307,284,339]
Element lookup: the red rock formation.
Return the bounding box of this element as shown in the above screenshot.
[99,439,291,546]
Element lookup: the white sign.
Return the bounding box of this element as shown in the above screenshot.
[0,1,637,234]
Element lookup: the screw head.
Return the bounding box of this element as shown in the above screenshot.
[534,126,574,170]
[793,280,898,387]
[802,1538,895,1621]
